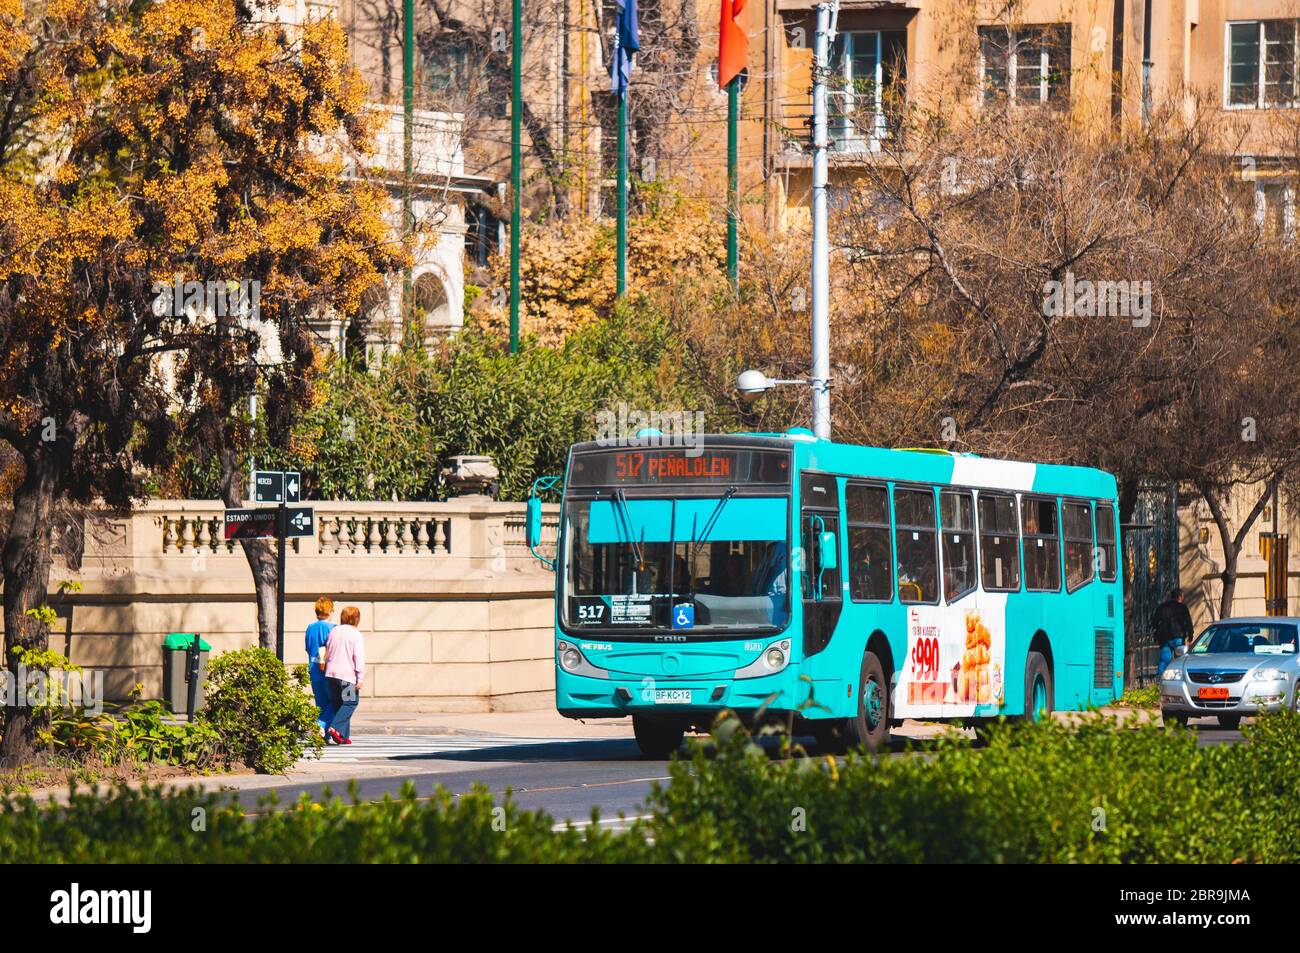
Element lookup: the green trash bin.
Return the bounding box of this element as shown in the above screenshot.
[162,633,212,715]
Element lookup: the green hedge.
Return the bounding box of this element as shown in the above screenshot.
[5,713,1299,862]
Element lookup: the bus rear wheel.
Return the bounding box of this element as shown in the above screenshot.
[632,716,685,759]
[845,651,891,753]
[1023,652,1053,723]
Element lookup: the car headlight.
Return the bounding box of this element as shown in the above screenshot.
[558,641,582,672]
[1252,667,1286,681]
[1162,667,1183,681]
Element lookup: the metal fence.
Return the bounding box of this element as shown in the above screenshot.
[1122,482,1180,690]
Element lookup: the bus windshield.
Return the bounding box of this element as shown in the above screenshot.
[562,495,791,633]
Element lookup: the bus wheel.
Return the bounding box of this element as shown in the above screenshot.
[846,651,891,753]
[1023,652,1053,723]
[633,716,685,759]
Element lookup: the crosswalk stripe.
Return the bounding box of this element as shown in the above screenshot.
[302,733,601,763]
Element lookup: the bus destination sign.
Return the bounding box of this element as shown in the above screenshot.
[568,448,790,487]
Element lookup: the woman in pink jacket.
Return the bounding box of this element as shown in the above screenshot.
[324,605,366,745]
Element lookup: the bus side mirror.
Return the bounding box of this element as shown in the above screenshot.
[818,530,838,572]
[526,496,543,551]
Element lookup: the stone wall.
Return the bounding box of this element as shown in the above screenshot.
[21,499,560,713]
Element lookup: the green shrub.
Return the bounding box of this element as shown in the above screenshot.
[199,648,323,774]
[1,712,1297,862]
[1114,685,1159,709]
[645,711,1300,863]
[110,698,222,768]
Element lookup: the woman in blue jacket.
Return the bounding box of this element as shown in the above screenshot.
[306,597,336,735]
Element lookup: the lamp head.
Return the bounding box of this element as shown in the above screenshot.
[736,369,773,401]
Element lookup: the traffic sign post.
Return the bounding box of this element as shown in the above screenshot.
[224,495,313,663]
[253,469,301,504]
[275,502,286,663]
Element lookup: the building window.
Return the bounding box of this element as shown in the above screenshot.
[978,24,1071,104]
[829,30,906,153]
[1256,180,1296,239]
[465,202,501,268]
[1228,20,1300,107]
[426,38,472,97]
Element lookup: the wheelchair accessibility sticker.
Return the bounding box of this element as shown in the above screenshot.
[672,603,695,630]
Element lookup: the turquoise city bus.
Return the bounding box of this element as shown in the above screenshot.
[527,429,1123,757]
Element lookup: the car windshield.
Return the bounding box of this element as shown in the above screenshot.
[1190,622,1299,655]
[562,495,790,633]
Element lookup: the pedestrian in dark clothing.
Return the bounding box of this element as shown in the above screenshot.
[1152,587,1194,673]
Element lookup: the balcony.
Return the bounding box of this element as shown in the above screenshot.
[774,0,922,10]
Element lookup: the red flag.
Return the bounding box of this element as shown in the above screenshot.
[718,0,749,88]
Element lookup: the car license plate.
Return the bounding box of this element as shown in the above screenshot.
[1197,686,1230,700]
[653,689,692,704]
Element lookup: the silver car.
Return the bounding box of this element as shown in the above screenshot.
[1160,616,1300,729]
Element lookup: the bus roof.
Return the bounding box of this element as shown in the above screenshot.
[568,432,1118,500]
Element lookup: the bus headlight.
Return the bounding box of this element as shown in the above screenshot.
[558,641,582,672]
[733,640,792,679]
[764,640,792,671]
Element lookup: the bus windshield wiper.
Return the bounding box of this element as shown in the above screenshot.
[687,487,738,602]
[690,486,737,562]
[612,489,645,572]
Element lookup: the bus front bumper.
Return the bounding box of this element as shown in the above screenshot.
[556,666,800,720]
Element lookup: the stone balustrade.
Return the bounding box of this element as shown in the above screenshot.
[153,499,557,560]
[12,498,563,712]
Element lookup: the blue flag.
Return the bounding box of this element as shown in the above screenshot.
[611,0,640,97]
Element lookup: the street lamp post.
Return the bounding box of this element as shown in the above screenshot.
[737,2,837,440]
[808,1,837,441]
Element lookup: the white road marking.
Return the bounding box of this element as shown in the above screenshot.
[304,733,605,763]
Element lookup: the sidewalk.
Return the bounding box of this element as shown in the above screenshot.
[347,708,633,738]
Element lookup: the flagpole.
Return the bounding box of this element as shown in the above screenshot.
[616,91,627,299]
[509,0,522,353]
[726,76,739,294]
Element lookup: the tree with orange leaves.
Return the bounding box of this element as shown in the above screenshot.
[0,0,406,758]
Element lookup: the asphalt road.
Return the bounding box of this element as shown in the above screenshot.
[227,718,1247,825]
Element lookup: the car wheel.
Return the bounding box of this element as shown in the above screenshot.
[1164,711,1188,728]
[844,651,891,753]
[1217,714,1242,730]
[1022,652,1053,723]
[632,716,685,758]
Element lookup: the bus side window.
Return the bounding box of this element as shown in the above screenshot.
[978,492,1021,591]
[940,489,977,602]
[846,483,892,602]
[1063,501,1094,591]
[895,487,939,604]
[1095,502,1117,582]
[1022,496,1061,591]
